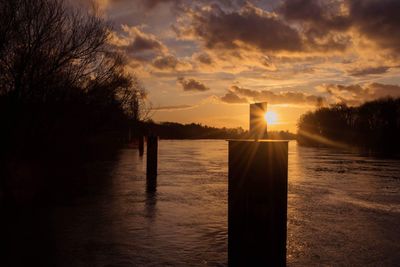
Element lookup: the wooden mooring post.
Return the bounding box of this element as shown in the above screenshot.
[146,135,158,192]
[228,139,288,267]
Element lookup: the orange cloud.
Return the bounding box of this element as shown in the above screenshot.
[320,83,400,105]
[220,85,324,105]
[176,3,303,52]
[177,77,210,92]
[110,25,168,62]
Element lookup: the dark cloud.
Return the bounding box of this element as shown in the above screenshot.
[280,0,351,33]
[279,0,400,53]
[323,84,366,96]
[177,77,210,92]
[152,55,179,69]
[222,82,400,106]
[348,66,390,76]
[141,0,180,9]
[151,54,191,71]
[195,53,213,65]
[110,26,167,62]
[279,0,324,22]
[220,90,248,103]
[349,0,400,52]
[100,0,181,9]
[220,85,323,105]
[127,33,164,52]
[182,3,303,52]
[175,1,356,53]
[279,0,352,51]
[321,82,400,105]
[82,0,400,55]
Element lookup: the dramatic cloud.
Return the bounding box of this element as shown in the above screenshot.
[177,3,303,52]
[127,32,164,52]
[280,0,351,33]
[349,0,400,52]
[220,90,248,104]
[73,0,181,10]
[280,0,400,54]
[194,52,213,65]
[279,0,352,52]
[152,55,179,69]
[141,0,180,9]
[320,83,400,105]
[347,66,391,76]
[177,77,210,92]
[175,1,361,55]
[220,85,323,105]
[151,55,191,71]
[110,25,167,62]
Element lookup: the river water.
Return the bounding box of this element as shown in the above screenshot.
[33,140,400,266]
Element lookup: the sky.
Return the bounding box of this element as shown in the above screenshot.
[72,0,400,132]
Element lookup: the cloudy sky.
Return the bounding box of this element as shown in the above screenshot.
[73,0,400,131]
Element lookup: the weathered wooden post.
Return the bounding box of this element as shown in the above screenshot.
[146,135,158,192]
[228,102,288,266]
[138,136,144,156]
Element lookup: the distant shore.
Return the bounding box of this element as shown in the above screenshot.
[297,97,400,156]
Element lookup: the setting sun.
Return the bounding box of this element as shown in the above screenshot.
[264,111,278,125]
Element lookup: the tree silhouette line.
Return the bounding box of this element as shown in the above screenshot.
[297,97,400,155]
[142,121,296,140]
[0,0,151,205]
[0,0,147,160]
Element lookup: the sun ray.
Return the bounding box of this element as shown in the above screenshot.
[264,111,278,125]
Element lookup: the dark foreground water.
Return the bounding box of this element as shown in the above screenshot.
[3,140,400,266]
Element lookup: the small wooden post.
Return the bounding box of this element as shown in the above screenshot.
[228,140,288,267]
[138,136,144,156]
[146,135,158,192]
[128,127,132,143]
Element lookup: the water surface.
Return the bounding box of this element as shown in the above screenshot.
[51,140,400,266]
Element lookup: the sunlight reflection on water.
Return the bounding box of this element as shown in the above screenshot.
[55,140,400,266]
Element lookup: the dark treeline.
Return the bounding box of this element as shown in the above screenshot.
[142,121,296,140]
[145,121,246,139]
[298,97,400,155]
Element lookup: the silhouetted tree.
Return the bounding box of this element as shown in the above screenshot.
[0,0,147,158]
[297,98,400,154]
[0,0,152,208]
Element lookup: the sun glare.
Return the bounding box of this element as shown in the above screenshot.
[264,111,278,125]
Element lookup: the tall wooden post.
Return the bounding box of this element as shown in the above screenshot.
[228,140,288,267]
[146,135,158,192]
